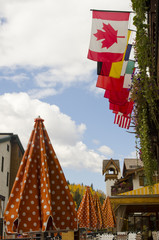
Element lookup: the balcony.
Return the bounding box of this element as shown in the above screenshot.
[105,173,118,181]
[111,182,133,196]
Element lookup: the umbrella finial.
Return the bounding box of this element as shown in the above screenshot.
[34,116,44,122]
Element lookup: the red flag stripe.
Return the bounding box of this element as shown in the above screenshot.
[88,51,123,63]
[123,117,131,129]
[93,11,130,21]
[114,113,120,124]
[114,114,131,129]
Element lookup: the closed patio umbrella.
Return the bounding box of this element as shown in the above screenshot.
[102,196,116,229]
[77,186,97,230]
[93,193,106,230]
[4,117,78,234]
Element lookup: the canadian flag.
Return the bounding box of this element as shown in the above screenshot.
[88,10,130,63]
[114,113,131,129]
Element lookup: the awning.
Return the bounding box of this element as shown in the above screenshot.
[120,182,159,196]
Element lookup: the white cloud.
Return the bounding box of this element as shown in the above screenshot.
[28,88,59,99]
[0,0,132,93]
[34,66,93,88]
[0,0,135,191]
[98,145,114,156]
[0,92,105,173]
[92,139,100,145]
[0,73,29,86]
[55,142,103,173]
[0,92,85,145]
[0,0,93,68]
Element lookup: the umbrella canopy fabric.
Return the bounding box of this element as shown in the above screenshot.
[4,117,78,234]
[77,186,97,230]
[102,196,116,228]
[93,193,106,230]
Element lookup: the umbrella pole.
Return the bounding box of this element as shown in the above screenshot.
[41,232,45,240]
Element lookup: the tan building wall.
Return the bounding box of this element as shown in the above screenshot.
[132,174,141,190]
[0,134,24,238]
[0,134,24,214]
[106,179,116,197]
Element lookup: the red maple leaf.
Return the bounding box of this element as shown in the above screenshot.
[94,23,125,49]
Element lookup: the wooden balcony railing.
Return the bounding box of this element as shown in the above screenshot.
[111,185,133,196]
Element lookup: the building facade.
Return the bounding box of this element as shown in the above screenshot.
[0,133,24,237]
[102,158,121,196]
[103,158,159,234]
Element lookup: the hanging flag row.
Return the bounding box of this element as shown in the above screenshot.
[87,9,136,129]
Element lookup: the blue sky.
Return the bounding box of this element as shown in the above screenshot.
[0,0,136,193]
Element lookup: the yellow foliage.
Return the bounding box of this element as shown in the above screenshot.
[68,183,105,209]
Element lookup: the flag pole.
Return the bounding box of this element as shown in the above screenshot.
[90,9,135,13]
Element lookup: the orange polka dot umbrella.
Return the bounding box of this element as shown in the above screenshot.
[77,186,97,230]
[93,193,106,230]
[102,196,116,229]
[4,117,78,234]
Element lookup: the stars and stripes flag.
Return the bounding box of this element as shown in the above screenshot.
[114,113,131,129]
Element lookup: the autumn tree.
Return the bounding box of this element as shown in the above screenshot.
[68,183,105,209]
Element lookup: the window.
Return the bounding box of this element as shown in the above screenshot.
[139,175,147,186]
[130,165,140,169]
[1,157,4,172]
[108,168,115,174]
[7,144,9,152]
[6,172,9,187]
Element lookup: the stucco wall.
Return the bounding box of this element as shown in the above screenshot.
[132,174,141,190]
[106,179,116,196]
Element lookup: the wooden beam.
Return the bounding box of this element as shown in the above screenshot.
[110,194,159,205]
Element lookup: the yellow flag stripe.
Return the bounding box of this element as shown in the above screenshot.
[109,30,131,78]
